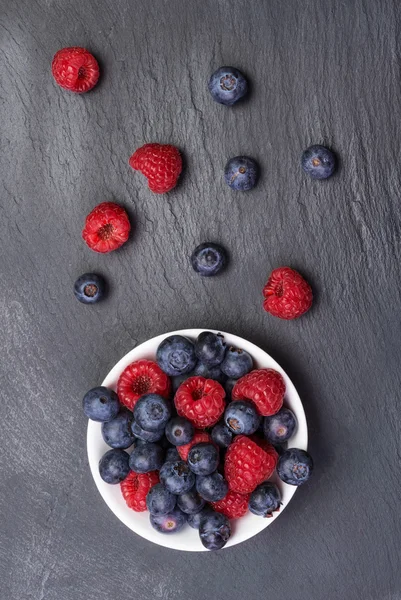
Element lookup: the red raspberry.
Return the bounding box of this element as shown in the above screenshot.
[129,143,182,194]
[120,470,159,512]
[263,267,313,320]
[232,369,285,416]
[174,376,225,429]
[211,490,250,519]
[51,47,99,93]
[225,435,278,494]
[82,202,131,253]
[177,430,215,461]
[117,359,171,411]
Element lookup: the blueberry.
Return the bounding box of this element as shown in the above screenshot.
[220,347,253,379]
[301,145,336,180]
[146,483,176,516]
[165,417,194,446]
[277,448,314,486]
[159,460,196,495]
[187,443,219,476]
[83,386,120,422]
[150,507,187,534]
[131,419,165,443]
[196,472,228,502]
[128,443,164,473]
[193,362,226,383]
[211,421,233,448]
[101,408,135,449]
[199,511,231,551]
[191,243,227,277]
[224,156,259,191]
[187,506,214,529]
[133,394,171,432]
[263,408,297,444]
[74,273,106,304]
[99,449,130,484]
[157,335,197,376]
[249,482,281,517]
[208,66,248,106]
[224,378,236,402]
[195,331,226,366]
[171,374,192,395]
[165,447,181,463]
[224,400,261,435]
[177,490,206,514]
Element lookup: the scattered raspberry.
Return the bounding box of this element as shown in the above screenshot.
[129,143,182,194]
[224,435,278,494]
[117,359,171,411]
[82,202,131,253]
[120,470,159,512]
[232,369,285,416]
[211,490,250,519]
[174,376,225,429]
[263,267,313,320]
[51,47,99,93]
[177,430,215,461]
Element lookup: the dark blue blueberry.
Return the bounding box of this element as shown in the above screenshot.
[195,332,226,366]
[211,421,233,448]
[196,472,228,502]
[165,447,181,463]
[249,482,282,517]
[146,483,176,516]
[156,335,197,376]
[98,449,130,484]
[263,408,297,444]
[208,66,248,106]
[171,374,192,395]
[187,506,214,529]
[224,156,259,191]
[177,490,206,514]
[224,400,261,435]
[83,386,120,422]
[74,273,106,304]
[191,243,227,277]
[130,419,164,443]
[199,511,231,550]
[165,417,194,446]
[301,145,336,180]
[277,448,314,486]
[159,460,196,495]
[101,408,135,449]
[224,378,236,402]
[220,347,253,379]
[188,443,219,476]
[150,507,187,534]
[128,443,164,473]
[193,362,226,383]
[133,393,171,432]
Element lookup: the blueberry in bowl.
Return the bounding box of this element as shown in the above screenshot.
[156,335,197,376]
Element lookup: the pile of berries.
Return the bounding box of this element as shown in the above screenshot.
[84,331,313,551]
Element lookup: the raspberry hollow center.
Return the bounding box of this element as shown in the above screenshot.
[98,223,114,240]
[192,388,205,400]
[131,376,151,395]
[275,282,284,297]
[78,66,86,79]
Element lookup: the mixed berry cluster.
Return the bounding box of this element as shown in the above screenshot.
[83,332,314,551]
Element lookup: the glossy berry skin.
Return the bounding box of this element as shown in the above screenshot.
[129,143,182,193]
[133,394,171,432]
[224,156,259,191]
[82,202,131,254]
[146,483,176,516]
[224,400,261,435]
[99,449,130,484]
[74,273,105,304]
[117,359,170,412]
[249,482,281,517]
[263,267,313,320]
[177,430,214,461]
[211,421,233,448]
[301,145,336,179]
[187,506,213,529]
[121,471,159,512]
[232,369,285,416]
[150,506,187,534]
[199,511,231,550]
[101,409,135,449]
[225,435,278,494]
[191,243,227,277]
[188,443,219,476]
[193,362,226,383]
[159,460,196,495]
[128,443,164,473]
[52,47,99,93]
[221,347,253,379]
[82,386,119,422]
[196,472,228,502]
[157,335,197,377]
[175,376,225,428]
[208,66,248,106]
[131,419,164,443]
[195,332,226,366]
[177,490,206,514]
[263,408,297,444]
[277,448,313,485]
[165,417,194,446]
[211,490,250,519]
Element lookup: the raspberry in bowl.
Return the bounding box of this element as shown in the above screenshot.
[86,329,309,551]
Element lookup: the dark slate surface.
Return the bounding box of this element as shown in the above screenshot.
[1,0,401,598]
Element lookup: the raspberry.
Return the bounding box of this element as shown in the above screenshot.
[177,430,214,461]
[82,202,131,253]
[117,359,171,411]
[51,47,99,93]
[120,470,159,512]
[211,490,250,519]
[175,376,225,429]
[263,267,313,320]
[224,435,278,494]
[129,143,182,194]
[232,369,285,416]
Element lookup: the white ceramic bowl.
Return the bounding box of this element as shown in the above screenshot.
[87,329,308,551]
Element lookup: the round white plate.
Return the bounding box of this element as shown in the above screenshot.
[87,329,308,551]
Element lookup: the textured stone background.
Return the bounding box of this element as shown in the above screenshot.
[1,0,401,599]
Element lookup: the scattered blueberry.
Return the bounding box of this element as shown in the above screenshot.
[131,419,165,443]
[74,273,106,304]
[99,449,130,484]
[301,145,336,180]
[220,347,253,379]
[177,490,206,514]
[150,507,187,534]
[224,378,236,402]
[159,460,196,495]
[196,472,228,502]
[146,483,176,516]
[224,400,261,435]
[191,243,227,277]
[195,332,226,366]
[187,506,214,529]
[277,448,314,485]
[249,482,282,517]
[263,408,297,444]
[83,386,120,422]
[165,417,194,446]
[133,394,171,432]
[193,362,226,383]
[188,443,219,476]
[165,447,181,463]
[199,511,231,550]
[211,421,233,448]
[224,156,259,191]
[128,443,164,473]
[101,408,135,449]
[208,66,248,106]
[156,335,197,376]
